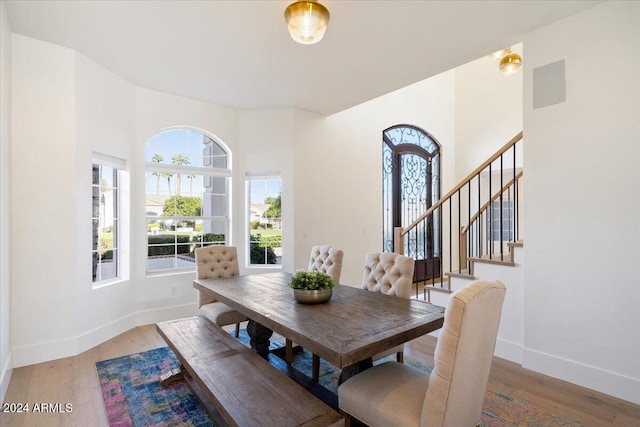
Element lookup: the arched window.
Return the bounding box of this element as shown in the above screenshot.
[145,128,231,273]
[383,125,441,281]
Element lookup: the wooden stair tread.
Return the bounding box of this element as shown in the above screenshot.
[445,271,475,280]
[423,285,452,294]
[468,256,515,267]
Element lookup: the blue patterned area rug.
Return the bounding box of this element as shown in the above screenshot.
[96,329,583,427]
[96,346,213,427]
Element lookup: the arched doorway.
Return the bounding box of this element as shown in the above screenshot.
[383,125,441,282]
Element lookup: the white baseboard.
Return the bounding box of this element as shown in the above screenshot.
[494,337,523,364]
[11,303,198,368]
[523,347,640,405]
[0,352,12,403]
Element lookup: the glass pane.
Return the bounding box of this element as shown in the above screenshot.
[98,249,117,281]
[146,128,230,273]
[100,166,114,190]
[146,128,228,169]
[92,162,120,283]
[92,164,100,185]
[92,186,100,217]
[92,219,99,251]
[383,126,439,155]
[248,178,282,265]
[92,251,99,282]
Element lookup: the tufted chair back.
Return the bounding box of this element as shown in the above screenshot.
[361,252,414,299]
[195,245,239,307]
[308,245,344,284]
[422,280,506,427]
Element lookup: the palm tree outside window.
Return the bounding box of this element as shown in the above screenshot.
[145,128,231,274]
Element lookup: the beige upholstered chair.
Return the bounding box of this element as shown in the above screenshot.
[362,251,415,362]
[306,251,411,381]
[287,245,344,379]
[338,280,506,427]
[307,245,344,284]
[196,245,247,337]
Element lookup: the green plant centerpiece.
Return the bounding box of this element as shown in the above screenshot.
[289,270,335,304]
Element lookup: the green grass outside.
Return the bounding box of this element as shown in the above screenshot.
[250,229,282,238]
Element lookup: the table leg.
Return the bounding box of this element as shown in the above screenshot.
[338,358,373,385]
[246,319,273,359]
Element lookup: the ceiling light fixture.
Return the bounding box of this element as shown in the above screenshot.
[499,51,523,75]
[490,47,523,76]
[284,1,330,45]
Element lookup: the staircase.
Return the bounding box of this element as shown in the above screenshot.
[394,132,524,303]
[398,132,525,363]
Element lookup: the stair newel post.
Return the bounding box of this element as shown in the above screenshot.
[460,226,467,271]
[393,226,405,255]
[478,172,482,259]
[513,144,519,242]
[500,153,504,261]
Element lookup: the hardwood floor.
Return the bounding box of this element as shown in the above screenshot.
[2,324,639,427]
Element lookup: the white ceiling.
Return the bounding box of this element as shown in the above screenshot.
[4,0,601,115]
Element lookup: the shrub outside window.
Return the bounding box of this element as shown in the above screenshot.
[145,128,231,274]
[247,176,282,266]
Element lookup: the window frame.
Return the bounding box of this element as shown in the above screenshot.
[145,127,232,276]
[246,173,282,269]
[91,156,124,285]
[487,199,515,242]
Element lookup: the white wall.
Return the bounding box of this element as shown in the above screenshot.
[11,35,78,366]
[454,44,523,180]
[293,72,457,286]
[0,0,12,402]
[236,109,295,274]
[523,1,640,404]
[73,53,136,350]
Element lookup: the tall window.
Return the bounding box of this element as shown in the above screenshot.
[247,175,282,266]
[488,200,514,241]
[92,162,120,283]
[145,128,231,273]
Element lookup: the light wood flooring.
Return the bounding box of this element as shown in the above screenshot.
[1,324,638,427]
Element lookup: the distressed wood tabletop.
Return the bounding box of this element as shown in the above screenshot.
[194,271,445,368]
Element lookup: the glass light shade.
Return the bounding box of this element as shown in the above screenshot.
[489,48,511,62]
[499,52,522,75]
[284,1,330,45]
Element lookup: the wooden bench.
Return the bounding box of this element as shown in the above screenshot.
[156,316,344,427]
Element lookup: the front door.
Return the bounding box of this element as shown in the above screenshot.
[383,125,441,282]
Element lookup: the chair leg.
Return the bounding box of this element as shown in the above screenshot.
[285,338,293,364]
[312,353,320,382]
[396,351,404,363]
[235,322,240,338]
[339,409,352,427]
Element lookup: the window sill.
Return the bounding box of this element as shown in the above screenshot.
[146,268,196,278]
[92,277,129,290]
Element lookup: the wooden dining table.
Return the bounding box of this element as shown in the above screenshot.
[194,271,445,383]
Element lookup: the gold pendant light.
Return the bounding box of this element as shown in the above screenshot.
[499,52,523,75]
[489,47,523,76]
[284,1,330,45]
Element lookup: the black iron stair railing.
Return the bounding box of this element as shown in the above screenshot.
[394,131,523,298]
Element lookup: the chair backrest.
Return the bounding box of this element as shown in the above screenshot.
[195,246,239,307]
[421,280,506,427]
[195,245,240,279]
[308,245,344,284]
[361,252,414,299]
